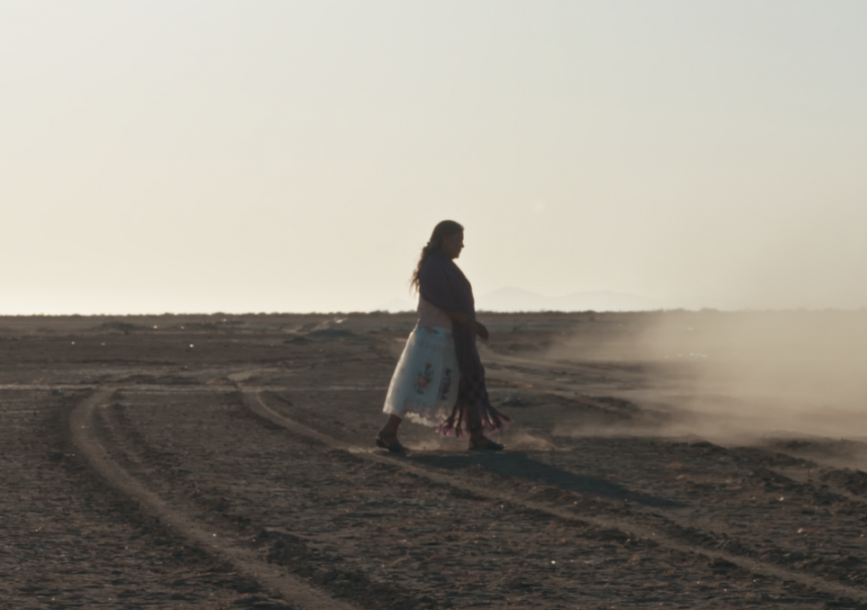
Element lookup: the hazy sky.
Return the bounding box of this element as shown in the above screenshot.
[2,1,866,314]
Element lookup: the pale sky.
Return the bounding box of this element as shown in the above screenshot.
[2,1,866,314]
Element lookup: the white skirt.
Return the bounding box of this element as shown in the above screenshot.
[383,325,460,426]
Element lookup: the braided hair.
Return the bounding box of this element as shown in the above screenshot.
[410,220,464,293]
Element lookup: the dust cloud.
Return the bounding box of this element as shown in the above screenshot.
[551,310,867,444]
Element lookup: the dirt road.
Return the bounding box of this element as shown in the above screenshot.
[3,312,867,608]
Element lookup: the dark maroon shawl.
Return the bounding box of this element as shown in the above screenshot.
[418,251,512,438]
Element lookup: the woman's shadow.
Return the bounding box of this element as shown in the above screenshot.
[407,451,684,509]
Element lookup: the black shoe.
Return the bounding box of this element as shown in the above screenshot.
[375,434,406,453]
[469,437,504,451]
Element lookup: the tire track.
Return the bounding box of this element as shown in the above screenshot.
[244,389,867,606]
[70,389,360,610]
[1,388,267,608]
[69,376,867,606]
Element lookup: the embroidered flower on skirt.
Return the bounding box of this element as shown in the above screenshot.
[416,363,434,393]
[383,326,459,427]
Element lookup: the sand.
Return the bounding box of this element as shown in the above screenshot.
[2,311,867,609]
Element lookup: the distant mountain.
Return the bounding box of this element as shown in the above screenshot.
[475,287,663,312]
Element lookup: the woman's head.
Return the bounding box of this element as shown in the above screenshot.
[410,220,464,292]
[427,220,464,259]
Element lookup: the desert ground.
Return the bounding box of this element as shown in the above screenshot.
[3,310,867,609]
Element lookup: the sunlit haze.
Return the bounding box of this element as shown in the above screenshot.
[3,1,866,314]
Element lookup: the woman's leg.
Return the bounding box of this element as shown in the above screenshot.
[376,414,406,452]
[379,414,402,440]
[466,407,496,446]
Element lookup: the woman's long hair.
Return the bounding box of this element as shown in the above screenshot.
[410,220,464,293]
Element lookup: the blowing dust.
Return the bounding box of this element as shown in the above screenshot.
[550,311,867,447]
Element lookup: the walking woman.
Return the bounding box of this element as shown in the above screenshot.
[376,220,512,452]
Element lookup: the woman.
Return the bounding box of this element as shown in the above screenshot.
[376,220,512,452]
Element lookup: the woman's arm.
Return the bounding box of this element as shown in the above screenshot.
[440,309,489,341]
